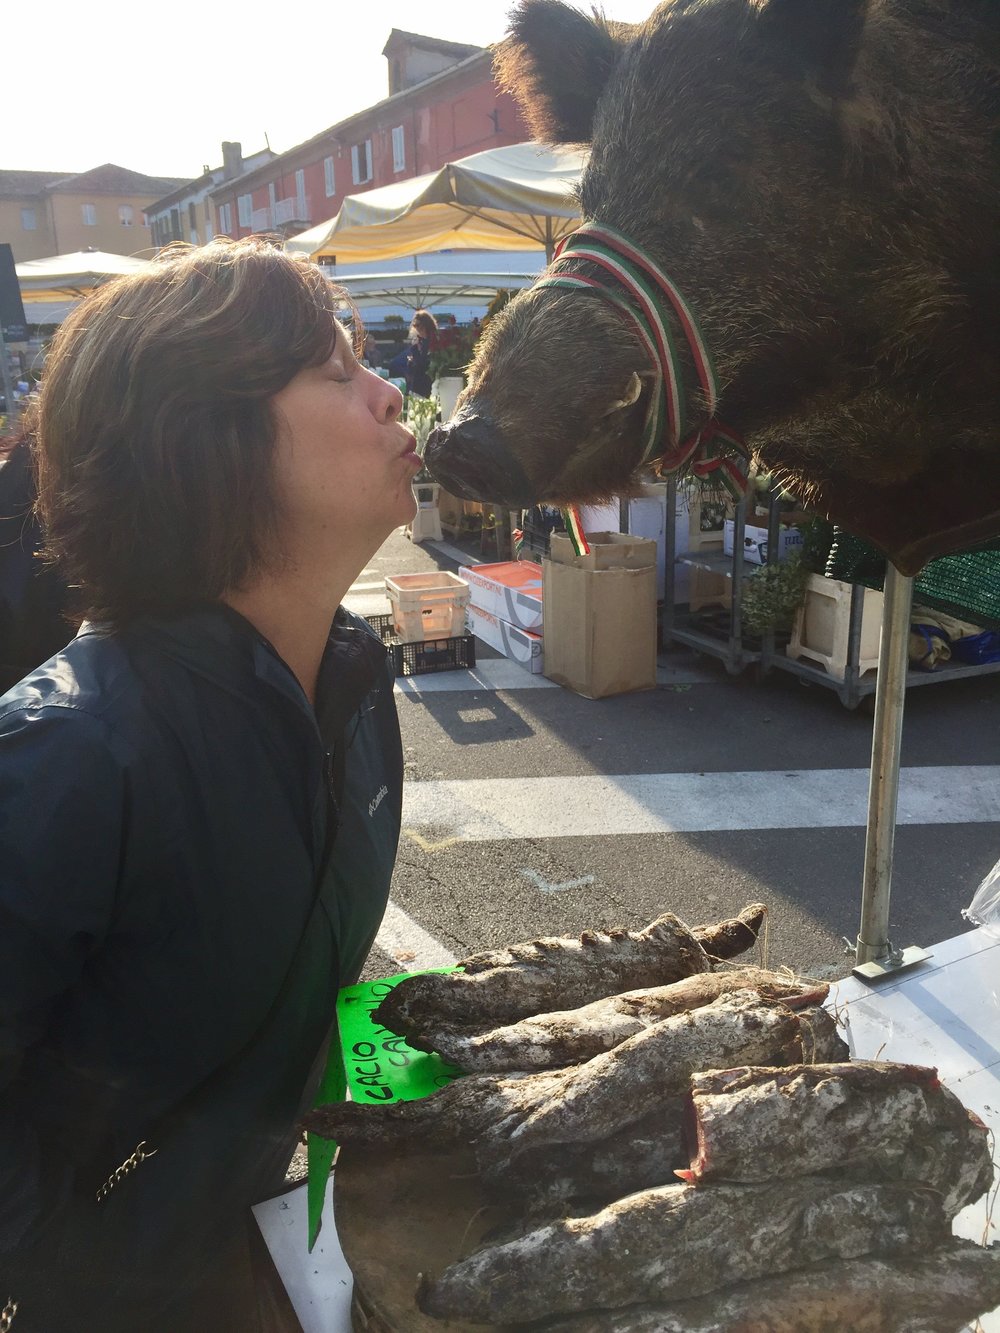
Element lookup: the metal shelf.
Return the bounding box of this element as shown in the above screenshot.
[660,476,1000,708]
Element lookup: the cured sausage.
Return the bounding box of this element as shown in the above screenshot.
[477,993,847,1169]
[373,913,713,1035]
[412,967,823,1073]
[416,1178,948,1324]
[538,1240,1000,1332]
[680,1061,994,1217]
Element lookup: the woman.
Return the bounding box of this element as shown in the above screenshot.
[405,308,438,398]
[0,239,421,1330]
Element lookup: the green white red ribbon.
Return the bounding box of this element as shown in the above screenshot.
[534,224,750,496]
[562,505,591,556]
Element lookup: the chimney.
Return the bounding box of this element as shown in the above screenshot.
[221,141,244,180]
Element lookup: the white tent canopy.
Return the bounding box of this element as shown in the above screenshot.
[15,250,151,303]
[285,142,586,264]
[333,269,539,312]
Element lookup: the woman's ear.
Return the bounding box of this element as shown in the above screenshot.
[494,0,638,144]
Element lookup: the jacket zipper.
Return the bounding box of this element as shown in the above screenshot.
[95,1140,159,1203]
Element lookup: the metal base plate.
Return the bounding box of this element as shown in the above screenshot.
[852,944,933,982]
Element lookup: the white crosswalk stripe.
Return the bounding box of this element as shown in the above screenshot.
[400,766,1000,841]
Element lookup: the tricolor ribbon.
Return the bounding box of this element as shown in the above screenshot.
[535,224,750,500]
[561,506,591,557]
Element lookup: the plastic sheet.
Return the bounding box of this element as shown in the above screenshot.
[963,857,1000,938]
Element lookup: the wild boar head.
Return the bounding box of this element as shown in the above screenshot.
[426,0,1000,573]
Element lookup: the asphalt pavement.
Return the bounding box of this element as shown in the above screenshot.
[351,523,1000,985]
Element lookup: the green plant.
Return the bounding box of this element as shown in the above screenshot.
[741,555,810,635]
[428,342,472,382]
[404,394,440,480]
[481,288,516,333]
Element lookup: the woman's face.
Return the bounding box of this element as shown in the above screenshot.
[268,322,420,561]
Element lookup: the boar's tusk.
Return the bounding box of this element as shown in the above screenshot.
[601,371,644,416]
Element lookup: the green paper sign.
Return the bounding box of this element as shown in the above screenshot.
[306,966,464,1249]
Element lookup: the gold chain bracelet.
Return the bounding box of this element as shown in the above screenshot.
[95,1140,158,1203]
[1,1297,18,1331]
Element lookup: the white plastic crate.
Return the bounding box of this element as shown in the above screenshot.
[384,571,470,640]
[786,574,882,680]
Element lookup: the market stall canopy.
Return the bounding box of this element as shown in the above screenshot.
[333,269,539,311]
[285,142,586,264]
[15,250,150,302]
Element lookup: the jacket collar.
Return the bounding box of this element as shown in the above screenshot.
[79,602,388,730]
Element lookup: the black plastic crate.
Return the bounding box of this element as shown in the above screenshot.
[366,612,476,677]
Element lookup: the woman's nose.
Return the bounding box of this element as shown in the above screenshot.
[381,375,404,423]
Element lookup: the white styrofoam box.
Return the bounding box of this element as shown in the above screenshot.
[579,483,678,600]
[787,574,882,681]
[458,561,544,630]
[465,603,543,672]
[723,519,804,565]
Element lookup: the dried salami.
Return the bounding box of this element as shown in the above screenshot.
[680,1061,994,1216]
[481,1105,686,1207]
[477,992,847,1169]
[372,912,713,1035]
[414,967,824,1074]
[539,1240,1000,1333]
[416,1177,948,1324]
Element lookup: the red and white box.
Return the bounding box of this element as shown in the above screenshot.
[465,604,544,673]
[458,560,544,630]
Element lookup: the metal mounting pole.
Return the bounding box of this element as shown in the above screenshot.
[854,562,931,980]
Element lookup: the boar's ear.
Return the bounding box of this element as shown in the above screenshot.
[494,0,633,144]
[754,0,868,97]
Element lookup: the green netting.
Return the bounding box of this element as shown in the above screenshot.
[825,530,1000,629]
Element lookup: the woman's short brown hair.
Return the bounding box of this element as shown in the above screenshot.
[34,238,349,625]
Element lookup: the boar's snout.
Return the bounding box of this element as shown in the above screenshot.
[424,416,538,506]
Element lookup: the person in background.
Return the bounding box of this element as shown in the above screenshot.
[361,331,381,369]
[0,432,75,692]
[0,238,421,1331]
[405,307,439,397]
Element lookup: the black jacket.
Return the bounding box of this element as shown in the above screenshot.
[0,603,403,1330]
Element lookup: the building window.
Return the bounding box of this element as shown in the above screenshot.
[20,207,36,230]
[324,156,336,197]
[295,169,306,215]
[219,202,232,234]
[119,204,134,226]
[188,202,197,230]
[392,126,406,174]
[82,203,97,226]
[351,139,373,186]
[237,194,252,227]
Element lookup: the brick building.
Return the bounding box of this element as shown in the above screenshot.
[146,143,277,250]
[209,30,530,243]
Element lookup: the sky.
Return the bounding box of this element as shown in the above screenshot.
[8,0,656,180]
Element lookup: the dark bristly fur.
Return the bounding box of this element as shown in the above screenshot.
[426,0,1000,573]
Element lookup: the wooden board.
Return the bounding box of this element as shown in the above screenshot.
[334,1143,521,1332]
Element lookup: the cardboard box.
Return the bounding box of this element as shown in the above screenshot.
[723,520,803,566]
[580,484,672,598]
[543,533,657,699]
[549,530,657,571]
[458,560,544,630]
[465,603,543,672]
